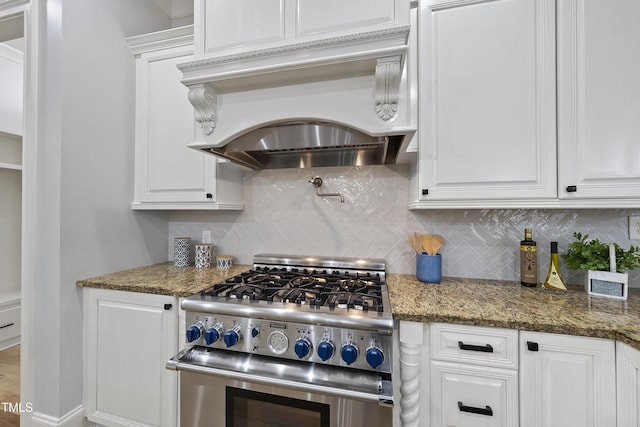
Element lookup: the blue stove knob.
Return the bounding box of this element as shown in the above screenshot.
[294,338,311,359]
[204,328,221,345]
[366,346,384,369]
[341,344,358,365]
[224,330,240,348]
[317,341,335,361]
[186,325,201,343]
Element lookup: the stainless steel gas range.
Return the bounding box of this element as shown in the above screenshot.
[167,254,394,427]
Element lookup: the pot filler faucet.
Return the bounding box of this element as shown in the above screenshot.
[308,176,345,203]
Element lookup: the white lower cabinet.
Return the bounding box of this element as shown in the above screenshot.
[431,361,518,427]
[83,288,179,427]
[430,324,519,427]
[617,342,640,427]
[519,331,616,427]
[398,323,622,427]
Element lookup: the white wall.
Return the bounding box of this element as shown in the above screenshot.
[33,0,172,419]
[169,165,640,287]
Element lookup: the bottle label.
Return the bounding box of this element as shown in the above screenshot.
[520,244,538,284]
[544,263,567,290]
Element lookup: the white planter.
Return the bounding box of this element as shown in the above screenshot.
[585,270,628,300]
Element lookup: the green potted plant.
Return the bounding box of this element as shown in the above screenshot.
[562,232,640,299]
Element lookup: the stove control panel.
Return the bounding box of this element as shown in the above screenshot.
[184,312,392,373]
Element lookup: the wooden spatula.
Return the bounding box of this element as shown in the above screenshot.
[407,234,422,253]
[421,234,433,255]
[431,234,444,255]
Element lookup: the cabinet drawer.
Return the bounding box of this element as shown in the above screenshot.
[431,360,519,427]
[431,323,518,369]
[0,305,20,343]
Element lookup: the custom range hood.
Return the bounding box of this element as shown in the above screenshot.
[177,23,416,170]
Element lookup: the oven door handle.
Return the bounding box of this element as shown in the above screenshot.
[167,355,393,407]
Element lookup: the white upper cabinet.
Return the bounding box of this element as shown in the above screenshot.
[195,0,407,57]
[413,0,557,207]
[557,0,640,202]
[128,26,243,210]
[411,0,640,208]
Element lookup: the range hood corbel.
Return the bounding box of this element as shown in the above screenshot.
[187,84,217,136]
[374,56,403,122]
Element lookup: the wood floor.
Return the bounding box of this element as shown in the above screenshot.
[0,345,20,427]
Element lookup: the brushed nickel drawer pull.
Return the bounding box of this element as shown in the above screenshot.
[458,341,494,353]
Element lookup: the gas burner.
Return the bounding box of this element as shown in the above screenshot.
[288,275,325,288]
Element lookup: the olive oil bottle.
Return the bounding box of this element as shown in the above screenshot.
[543,241,567,291]
[520,228,538,287]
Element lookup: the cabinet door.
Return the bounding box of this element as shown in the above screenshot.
[431,361,519,427]
[197,0,407,56]
[133,43,217,207]
[417,0,557,202]
[198,0,285,55]
[617,342,640,427]
[557,0,640,200]
[519,331,616,427]
[84,289,178,427]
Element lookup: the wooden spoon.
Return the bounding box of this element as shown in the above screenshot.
[421,234,433,255]
[431,234,444,255]
[407,235,422,253]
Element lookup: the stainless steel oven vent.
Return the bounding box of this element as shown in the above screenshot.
[202,121,407,170]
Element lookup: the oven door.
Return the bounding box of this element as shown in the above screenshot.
[168,347,393,427]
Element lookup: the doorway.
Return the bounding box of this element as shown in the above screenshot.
[0,14,23,427]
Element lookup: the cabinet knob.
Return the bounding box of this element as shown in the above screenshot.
[526,341,539,351]
[566,185,577,193]
[206,193,213,199]
[163,303,172,310]
[422,189,429,195]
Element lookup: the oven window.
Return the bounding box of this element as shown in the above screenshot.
[226,387,330,427]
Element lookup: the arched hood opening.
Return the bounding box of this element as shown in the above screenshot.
[198,121,413,169]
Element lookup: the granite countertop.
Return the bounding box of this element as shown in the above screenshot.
[77,263,640,350]
[388,274,640,350]
[76,262,252,298]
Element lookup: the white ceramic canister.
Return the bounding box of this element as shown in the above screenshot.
[217,255,233,269]
[194,243,212,268]
[174,237,191,267]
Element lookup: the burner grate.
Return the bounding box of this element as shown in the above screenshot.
[203,266,385,312]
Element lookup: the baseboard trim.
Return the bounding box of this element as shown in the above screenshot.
[31,405,84,427]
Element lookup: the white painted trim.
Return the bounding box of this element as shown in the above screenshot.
[0,42,23,63]
[409,198,640,210]
[30,405,85,427]
[0,161,21,170]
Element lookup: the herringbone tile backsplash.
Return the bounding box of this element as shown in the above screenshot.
[169,165,640,287]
